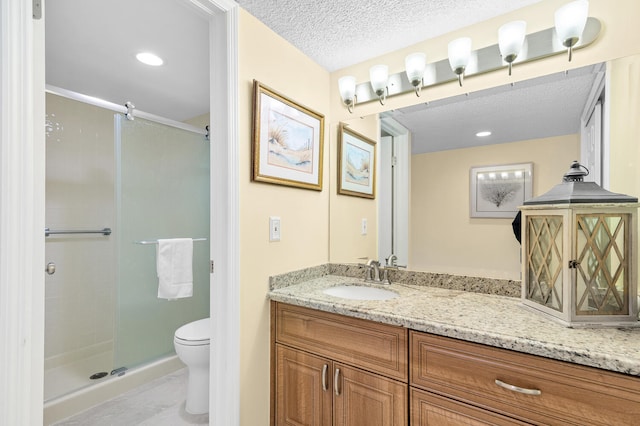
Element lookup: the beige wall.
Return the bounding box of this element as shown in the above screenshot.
[411,135,579,280]
[609,54,640,197]
[238,10,331,425]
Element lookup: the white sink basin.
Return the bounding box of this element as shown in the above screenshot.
[323,284,398,301]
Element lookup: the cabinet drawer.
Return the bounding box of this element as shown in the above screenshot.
[275,303,408,381]
[411,388,528,426]
[411,332,640,425]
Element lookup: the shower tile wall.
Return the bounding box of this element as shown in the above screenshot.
[45,94,116,371]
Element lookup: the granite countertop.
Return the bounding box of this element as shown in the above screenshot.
[268,269,640,377]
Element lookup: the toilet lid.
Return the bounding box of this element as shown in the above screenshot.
[175,318,210,342]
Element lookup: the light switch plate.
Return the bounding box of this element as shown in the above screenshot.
[270,216,281,242]
[361,218,367,235]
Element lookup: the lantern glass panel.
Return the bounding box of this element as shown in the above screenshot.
[526,215,564,311]
[575,214,629,316]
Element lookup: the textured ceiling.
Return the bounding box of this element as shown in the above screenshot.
[236,0,543,71]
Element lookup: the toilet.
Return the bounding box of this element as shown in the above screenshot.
[174,317,210,414]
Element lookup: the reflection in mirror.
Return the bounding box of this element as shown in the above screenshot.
[355,63,607,280]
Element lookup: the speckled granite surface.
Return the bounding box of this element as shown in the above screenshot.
[268,272,640,377]
[270,263,520,297]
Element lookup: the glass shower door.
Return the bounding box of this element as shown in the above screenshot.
[115,115,210,370]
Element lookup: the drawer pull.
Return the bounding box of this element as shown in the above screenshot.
[322,364,328,391]
[495,379,541,396]
[334,368,341,396]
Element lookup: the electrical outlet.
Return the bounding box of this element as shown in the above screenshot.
[270,216,281,242]
[361,218,367,235]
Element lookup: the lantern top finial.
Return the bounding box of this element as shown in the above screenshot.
[562,160,589,182]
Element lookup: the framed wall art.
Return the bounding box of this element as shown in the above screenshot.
[251,80,324,191]
[470,162,533,218]
[337,124,376,199]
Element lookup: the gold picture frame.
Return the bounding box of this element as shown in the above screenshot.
[337,123,376,199]
[251,80,324,191]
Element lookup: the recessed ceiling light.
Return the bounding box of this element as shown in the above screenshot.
[136,52,163,66]
[476,131,492,137]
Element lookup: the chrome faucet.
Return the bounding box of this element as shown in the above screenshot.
[365,259,381,282]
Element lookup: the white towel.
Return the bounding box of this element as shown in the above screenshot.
[156,238,193,300]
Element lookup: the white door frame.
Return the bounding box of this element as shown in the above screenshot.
[379,117,410,267]
[196,0,241,424]
[0,0,240,424]
[580,62,606,187]
[0,1,46,424]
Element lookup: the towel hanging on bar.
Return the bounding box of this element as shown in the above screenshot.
[157,238,193,300]
[135,238,207,245]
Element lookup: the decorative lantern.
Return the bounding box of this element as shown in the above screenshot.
[520,161,639,327]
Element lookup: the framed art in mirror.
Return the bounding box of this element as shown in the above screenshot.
[251,80,324,191]
[338,123,376,199]
[470,162,532,218]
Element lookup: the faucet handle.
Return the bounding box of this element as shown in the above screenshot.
[384,264,406,270]
[385,254,398,267]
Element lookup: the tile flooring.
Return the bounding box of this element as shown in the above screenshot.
[52,368,208,425]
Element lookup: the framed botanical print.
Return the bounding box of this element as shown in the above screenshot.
[338,124,376,199]
[251,80,324,191]
[470,162,533,218]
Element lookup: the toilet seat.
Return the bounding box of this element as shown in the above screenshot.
[174,318,210,346]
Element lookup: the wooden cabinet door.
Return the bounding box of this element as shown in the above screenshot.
[333,363,407,426]
[276,344,332,426]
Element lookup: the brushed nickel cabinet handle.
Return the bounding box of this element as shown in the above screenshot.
[495,379,542,396]
[322,364,328,391]
[334,368,340,396]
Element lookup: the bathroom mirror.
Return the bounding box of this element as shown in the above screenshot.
[330,55,639,281]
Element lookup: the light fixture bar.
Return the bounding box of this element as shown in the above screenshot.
[352,17,600,105]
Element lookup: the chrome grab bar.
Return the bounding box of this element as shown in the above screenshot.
[45,227,111,237]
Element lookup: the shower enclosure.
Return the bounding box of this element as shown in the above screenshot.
[44,91,210,402]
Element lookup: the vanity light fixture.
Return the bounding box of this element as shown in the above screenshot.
[405,53,426,96]
[554,0,589,62]
[136,52,164,66]
[338,76,357,113]
[369,64,389,105]
[336,8,600,113]
[448,37,472,87]
[498,20,527,75]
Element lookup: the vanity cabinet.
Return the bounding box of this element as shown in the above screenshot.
[410,331,640,425]
[272,302,408,425]
[272,301,640,425]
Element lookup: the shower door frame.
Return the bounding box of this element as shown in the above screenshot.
[0,0,240,424]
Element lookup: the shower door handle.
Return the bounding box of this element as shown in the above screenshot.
[46,262,56,275]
